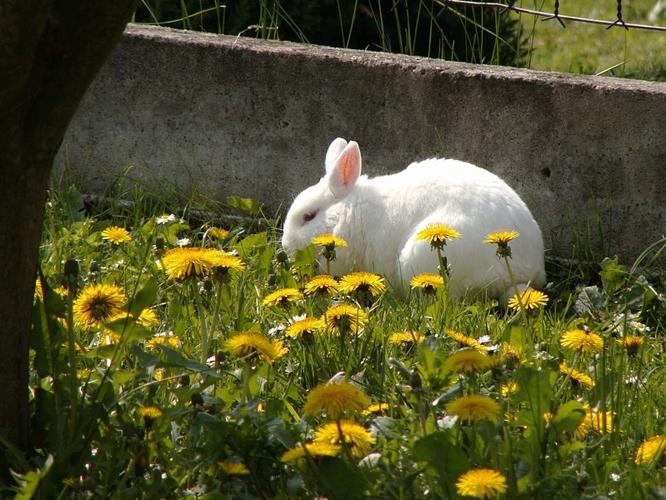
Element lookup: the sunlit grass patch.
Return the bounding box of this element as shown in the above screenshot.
[24,184,666,498]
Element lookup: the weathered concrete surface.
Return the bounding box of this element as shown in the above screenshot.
[57,25,666,261]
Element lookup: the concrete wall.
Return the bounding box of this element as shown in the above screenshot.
[57,25,666,261]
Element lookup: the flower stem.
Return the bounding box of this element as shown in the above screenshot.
[241,363,252,404]
[66,288,79,434]
[502,255,527,318]
[191,281,210,363]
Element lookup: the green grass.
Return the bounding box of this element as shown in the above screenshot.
[134,0,666,80]
[519,0,666,80]
[7,183,666,498]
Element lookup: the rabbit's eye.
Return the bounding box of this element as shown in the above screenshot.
[302,211,318,224]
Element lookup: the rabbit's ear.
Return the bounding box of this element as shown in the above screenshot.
[327,141,362,198]
[325,138,348,173]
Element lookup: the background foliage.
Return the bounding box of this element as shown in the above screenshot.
[132,0,666,79]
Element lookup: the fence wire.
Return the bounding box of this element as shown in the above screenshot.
[437,0,666,32]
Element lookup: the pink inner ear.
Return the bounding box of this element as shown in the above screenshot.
[338,145,360,187]
[340,153,355,186]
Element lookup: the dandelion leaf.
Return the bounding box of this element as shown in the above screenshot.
[128,344,160,371]
[227,195,263,216]
[370,416,397,438]
[128,277,158,316]
[105,317,153,343]
[317,456,366,500]
[12,454,54,500]
[515,366,553,420]
[551,400,585,433]
[157,345,222,379]
[557,441,585,460]
[413,431,470,494]
[600,256,627,295]
[234,232,268,258]
[509,325,529,352]
[574,286,606,316]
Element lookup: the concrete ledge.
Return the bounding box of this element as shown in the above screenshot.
[58,25,666,260]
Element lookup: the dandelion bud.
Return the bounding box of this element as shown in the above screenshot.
[215,350,227,365]
[155,237,166,253]
[88,260,99,275]
[276,250,290,268]
[191,393,204,408]
[64,259,80,279]
[410,369,422,390]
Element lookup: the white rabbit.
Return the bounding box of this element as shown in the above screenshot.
[281,137,546,302]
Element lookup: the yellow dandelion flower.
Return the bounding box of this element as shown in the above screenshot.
[138,406,163,428]
[576,404,613,438]
[314,420,376,457]
[34,278,44,302]
[415,224,461,249]
[559,362,594,388]
[338,272,387,297]
[219,461,250,475]
[207,250,246,279]
[136,308,159,328]
[410,273,445,293]
[138,405,163,420]
[388,331,424,346]
[323,303,368,333]
[303,274,339,296]
[286,316,326,339]
[101,332,121,345]
[500,382,518,397]
[304,380,371,418]
[153,368,166,381]
[280,442,341,462]
[145,333,181,349]
[484,229,520,259]
[635,435,666,465]
[484,230,520,246]
[208,227,230,239]
[617,335,644,356]
[499,342,523,366]
[446,329,488,353]
[560,328,603,355]
[101,226,132,244]
[161,247,214,280]
[456,468,508,499]
[444,349,491,374]
[224,331,287,364]
[53,285,69,298]
[507,288,549,311]
[311,233,348,248]
[362,402,390,415]
[108,308,159,329]
[73,284,126,329]
[262,288,303,307]
[446,394,500,422]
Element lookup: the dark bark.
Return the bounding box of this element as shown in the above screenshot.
[0,0,138,464]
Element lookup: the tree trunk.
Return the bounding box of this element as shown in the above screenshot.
[0,0,138,464]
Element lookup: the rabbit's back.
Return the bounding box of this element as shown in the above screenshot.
[369,158,532,227]
[358,158,545,294]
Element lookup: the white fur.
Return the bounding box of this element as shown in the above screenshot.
[282,138,546,299]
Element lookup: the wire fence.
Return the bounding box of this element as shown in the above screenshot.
[438,0,666,32]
